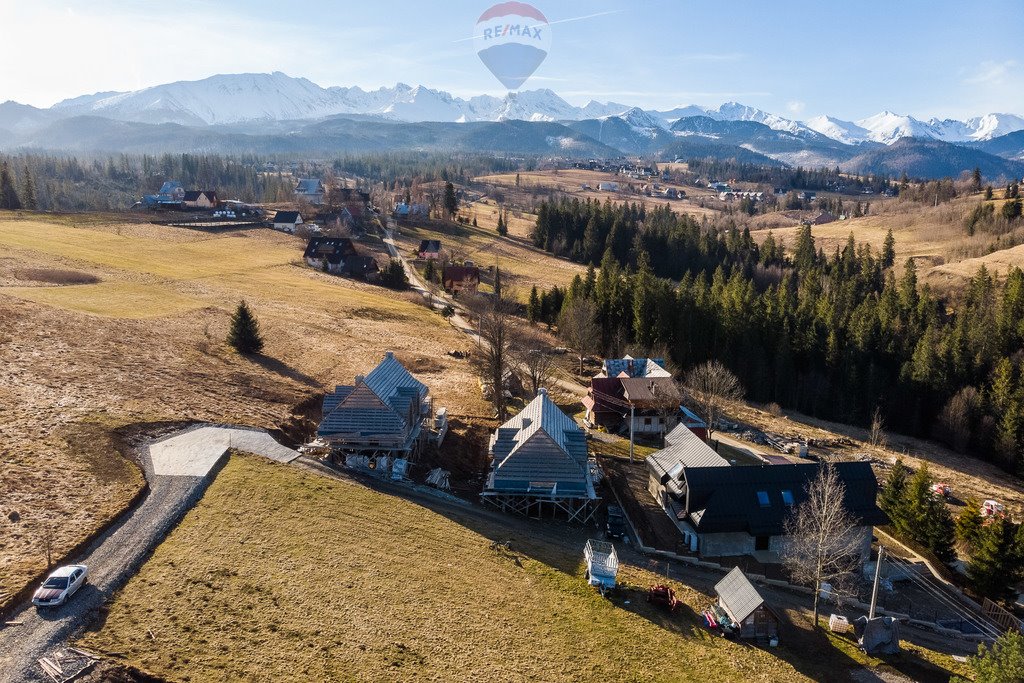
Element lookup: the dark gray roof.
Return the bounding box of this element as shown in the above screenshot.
[647,426,728,483]
[274,210,302,224]
[295,178,324,194]
[681,462,888,535]
[715,567,765,623]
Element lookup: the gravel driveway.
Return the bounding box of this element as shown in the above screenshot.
[0,425,297,683]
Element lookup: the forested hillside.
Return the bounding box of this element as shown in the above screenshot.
[532,198,1024,475]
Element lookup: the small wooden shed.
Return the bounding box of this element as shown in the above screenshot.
[714,567,780,640]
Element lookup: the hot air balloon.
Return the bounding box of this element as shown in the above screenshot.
[473,2,551,90]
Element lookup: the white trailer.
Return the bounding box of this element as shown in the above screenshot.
[584,539,619,593]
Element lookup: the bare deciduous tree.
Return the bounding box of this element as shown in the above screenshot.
[869,406,886,448]
[558,298,599,375]
[781,463,864,627]
[465,290,515,420]
[683,360,744,440]
[512,328,556,396]
[647,378,684,441]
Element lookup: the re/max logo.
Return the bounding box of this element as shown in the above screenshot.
[482,23,543,40]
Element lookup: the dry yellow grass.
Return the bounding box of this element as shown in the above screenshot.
[80,454,822,683]
[0,214,487,610]
[475,169,722,221]
[392,218,586,300]
[749,194,1024,290]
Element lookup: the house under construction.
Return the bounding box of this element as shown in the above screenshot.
[318,351,445,460]
[482,389,598,522]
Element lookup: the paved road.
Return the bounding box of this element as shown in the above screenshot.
[0,425,298,683]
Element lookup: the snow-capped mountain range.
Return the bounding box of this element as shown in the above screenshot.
[22,71,1021,146]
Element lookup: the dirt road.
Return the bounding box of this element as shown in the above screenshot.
[0,425,297,683]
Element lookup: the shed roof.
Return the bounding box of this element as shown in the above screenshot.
[715,567,767,623]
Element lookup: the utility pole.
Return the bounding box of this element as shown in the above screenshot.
[869,546,885,619]
[629,404,635,463]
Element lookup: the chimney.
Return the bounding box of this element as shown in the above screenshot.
[538,388,548,397]
[384,351,395,360]
[355,375,365,384]
[521,418,532,428]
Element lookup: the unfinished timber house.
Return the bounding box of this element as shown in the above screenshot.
[318,352,446,460]
[483,389,598,522]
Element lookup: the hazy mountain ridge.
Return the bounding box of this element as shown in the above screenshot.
[12,71,1020,144]
[2,72,1024,178]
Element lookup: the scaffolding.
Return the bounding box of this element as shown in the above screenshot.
[481,481,599,523]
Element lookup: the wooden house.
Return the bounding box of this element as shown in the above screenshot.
[273,210,303,233]
[317,352,435,458]
[715,567,780,640]
[442,265,480,295]
[182,190,218,210]
[295,178,326,205]
[483,389,597,521]
[418,239,442,260]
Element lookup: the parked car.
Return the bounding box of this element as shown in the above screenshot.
[606,504,627,539]
[32,565,88,607]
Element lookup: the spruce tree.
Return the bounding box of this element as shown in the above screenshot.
[955,498,984,552]
[881,229,896,269]
[227,300,264,355]
[496,212,507,236]
[527,286,541,323]
[0,161,21,210]
[21,166,37,210]
[967,518,1023,600]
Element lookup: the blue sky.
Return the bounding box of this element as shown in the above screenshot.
[1,0,1021,119]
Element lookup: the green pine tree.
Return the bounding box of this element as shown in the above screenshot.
[443,181,458,219]
[966,518,1022,600]
[955,630,1024,683]
[21,166,37,210]
[0,161,21,210]
[227,300,264,355]
[881,228,896,269]
[527,286,541,323]
[955,498,984,553]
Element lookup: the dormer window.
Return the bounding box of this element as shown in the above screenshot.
[756,490,770,507]
[781,490,794,506]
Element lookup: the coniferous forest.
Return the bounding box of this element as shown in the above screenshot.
[531,198,1024,475]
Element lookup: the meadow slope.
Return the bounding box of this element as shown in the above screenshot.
[0,214,486,609]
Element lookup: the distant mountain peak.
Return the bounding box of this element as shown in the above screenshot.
[7,71,1024,150]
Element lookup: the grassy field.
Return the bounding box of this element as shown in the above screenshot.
[750,193,1024,290]
[78,454,907,683]
[0,213,487,611]
[392,217,586,300]
[475,169,722,221]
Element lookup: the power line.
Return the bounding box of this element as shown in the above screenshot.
[883,555,1002,640]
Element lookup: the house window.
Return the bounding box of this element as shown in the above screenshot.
[755,535,770,551]
[756,490,770,507]
[644,417,652,426]
[781,489,794,506]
